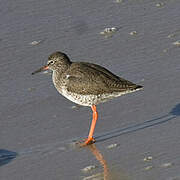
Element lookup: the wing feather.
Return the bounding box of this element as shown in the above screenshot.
[65,62,138,95]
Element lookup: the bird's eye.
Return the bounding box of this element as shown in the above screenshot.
[48,60,55,65]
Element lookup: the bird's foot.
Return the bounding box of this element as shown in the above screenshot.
[77,137,96,147]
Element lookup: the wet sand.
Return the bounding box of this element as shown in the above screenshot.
[1,0,180,179]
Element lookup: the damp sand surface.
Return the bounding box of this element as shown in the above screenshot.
[0,0,180,180]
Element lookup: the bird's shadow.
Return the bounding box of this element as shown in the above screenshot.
[95,103,180,143]
[0,149,18,167]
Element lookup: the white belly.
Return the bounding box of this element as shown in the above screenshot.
[60,87,140,106]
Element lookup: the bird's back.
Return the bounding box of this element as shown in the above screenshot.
[63,62,142,95]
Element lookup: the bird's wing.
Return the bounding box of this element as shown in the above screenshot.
[65,63,137,95]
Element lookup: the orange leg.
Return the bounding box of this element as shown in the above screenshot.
[82,105,98,146]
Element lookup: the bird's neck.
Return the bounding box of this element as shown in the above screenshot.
[52,65,69,81]
[53,69,64,79]
[54,63,71,76]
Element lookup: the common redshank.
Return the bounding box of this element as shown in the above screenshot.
[32,51,143,146]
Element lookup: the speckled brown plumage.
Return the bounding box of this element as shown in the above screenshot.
[32,51,143,145]
[63,62,141,95]
[32,51,143,106]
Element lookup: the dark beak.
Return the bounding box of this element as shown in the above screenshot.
[32,65,49,75]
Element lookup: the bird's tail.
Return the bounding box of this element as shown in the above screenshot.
[134,85,143,90]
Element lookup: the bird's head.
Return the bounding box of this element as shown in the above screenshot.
[32,51,71,75]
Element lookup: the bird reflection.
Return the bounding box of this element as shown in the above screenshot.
[85,144,130,180]
[87,144,109,180]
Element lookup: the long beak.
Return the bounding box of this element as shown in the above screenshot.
[32,65,49,75]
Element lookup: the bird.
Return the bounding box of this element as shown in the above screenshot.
[32,51,143,146]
